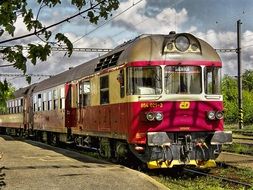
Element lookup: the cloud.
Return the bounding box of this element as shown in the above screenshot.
[2,33,114,89]
[2,0,253,89]
[192,30,253,76]
[111,1,188,34]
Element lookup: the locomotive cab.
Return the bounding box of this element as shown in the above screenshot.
[125,33,232,169]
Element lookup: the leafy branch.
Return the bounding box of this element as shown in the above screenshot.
[0,0,119,83]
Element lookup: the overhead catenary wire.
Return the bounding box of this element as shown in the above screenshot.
[0,0,106,44]
[0,73,53,77]
[72,0,144,44]
[0,0,145,80]
[0,46,112,52]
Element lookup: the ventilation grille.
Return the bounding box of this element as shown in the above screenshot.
[95,51,122,71]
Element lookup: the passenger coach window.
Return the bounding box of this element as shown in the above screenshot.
[165,66,201,94]
[53,90,58,110]
[79,81,91,106]
[42,92,47,111]
[60,88,65,109]
[48,91,52,110]
[127,66,162,95]
[100,76,109,104]
[38,94,42,111]
[205,67,221,94]
[33,96,37,111]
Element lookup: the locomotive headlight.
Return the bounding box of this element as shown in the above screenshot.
[146,112,155,121]
[215,111,224,120]
[175,35,190,52]
[155,112,163,121]
[207,111,216,120]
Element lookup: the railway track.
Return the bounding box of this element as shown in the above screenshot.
[233,131,253,137]
[232,136,253,146]
[184,168,252,189]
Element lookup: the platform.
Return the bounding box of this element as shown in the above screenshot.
[0,135,168,190]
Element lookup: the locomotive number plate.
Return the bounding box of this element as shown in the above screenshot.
[141,103,163,108]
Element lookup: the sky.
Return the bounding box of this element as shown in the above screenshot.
[1,0,253,89]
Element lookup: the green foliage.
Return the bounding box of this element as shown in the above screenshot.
[242,69,253,92]
[222,70,253,125]
[0,0,119,83]
[222,75,238,123]
[0,0,27,36]
[55,33,73,57]
[28,43,51,64]
[242,90,253,124]
[0,80,15,113]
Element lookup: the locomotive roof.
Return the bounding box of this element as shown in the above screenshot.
[31,33,221,93]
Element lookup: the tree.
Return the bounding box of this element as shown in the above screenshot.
[0,80,15,113]
[222,72,253,125]
[222,75,238,123]
[242,69,253,92]
[0,0,119,82]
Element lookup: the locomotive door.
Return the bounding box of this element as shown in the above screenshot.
[65,83,77,128]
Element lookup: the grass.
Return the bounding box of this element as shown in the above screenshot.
[154,175,225,190]
[223,123,253,155]
[222,143,253,155]
[225,124,253,133]
[150,166,253,190]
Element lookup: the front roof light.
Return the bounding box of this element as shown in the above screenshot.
[175,35,190,52]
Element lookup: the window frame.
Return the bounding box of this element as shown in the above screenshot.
[164,65,202,94]
[79,80,91,107]
[100,75,109,105]
[127,66,162,95]
[204,66,221,95]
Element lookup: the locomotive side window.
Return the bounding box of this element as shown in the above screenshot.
[127,66,162,95]
[79,81,91,107]
[205,67,221,94]
[100,76,109,104]
[165,66,201,94]
[118,70,125,98]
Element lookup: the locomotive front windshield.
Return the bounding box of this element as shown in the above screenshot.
[165,66,202,94]
[127,66,162,95]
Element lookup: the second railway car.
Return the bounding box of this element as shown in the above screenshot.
[0,32,232,169]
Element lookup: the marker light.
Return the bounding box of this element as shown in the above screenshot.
[155,112,164,121]
[207,111,216,120]
[215,111,224,120]
[146,112,155,121]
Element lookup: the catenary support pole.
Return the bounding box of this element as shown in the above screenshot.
[237,19,243,129]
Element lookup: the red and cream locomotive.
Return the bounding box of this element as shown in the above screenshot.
[0,32,232,169]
